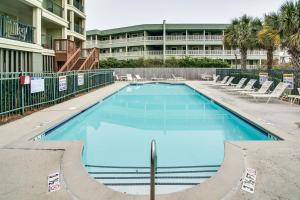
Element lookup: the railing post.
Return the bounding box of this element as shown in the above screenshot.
[150,140,157,200]
[20,72,25,115]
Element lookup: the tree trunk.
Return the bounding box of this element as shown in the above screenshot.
[287,48,300,69]
[267,48,274,71]
[240,48,247,69]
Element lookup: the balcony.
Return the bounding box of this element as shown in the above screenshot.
[42,34,53,49]
[89,35,224,46]
[43,0,64,18]
[73,0,84,12]
[0,15,35,43]
[74,23,84,35]
[99,50,269,60]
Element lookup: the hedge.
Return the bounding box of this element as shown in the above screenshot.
[99,57,230,68]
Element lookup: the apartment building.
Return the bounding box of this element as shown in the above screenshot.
[86,21,283,68]
[0,0,86,72]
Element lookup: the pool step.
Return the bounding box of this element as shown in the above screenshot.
[85,164,220,187]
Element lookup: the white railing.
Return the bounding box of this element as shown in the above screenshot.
[111,38,126,44]
[165,50,187,55]
[146,36,163,41]
[188,50,205,55]
[205,35,224,41]
[127,51,144,56]
[99,50,268,59]
[127,37,144,42]
[188,35,205,41]
[146,50,163,55]
[166,35,186,41]
[90,34,225,46]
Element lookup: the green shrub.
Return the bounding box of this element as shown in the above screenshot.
[99,57,230,68]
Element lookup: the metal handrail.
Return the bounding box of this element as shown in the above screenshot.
[150,140,157,200]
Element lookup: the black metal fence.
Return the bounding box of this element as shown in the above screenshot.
[0,69,114,121]
[216,68,300,94]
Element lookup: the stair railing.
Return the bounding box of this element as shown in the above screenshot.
[78,48,99,71]
[58,48,80,72]
[150,140,157,200]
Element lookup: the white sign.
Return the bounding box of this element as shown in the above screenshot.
[48,172,60,193]
[59,76,67,92]
[30,77,45,94]
[283,74,294,89]
[77,73,84,86]
[241,168,257,194]
[259,73,269,84]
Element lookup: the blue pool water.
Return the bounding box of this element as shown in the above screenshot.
[42,83,273,194]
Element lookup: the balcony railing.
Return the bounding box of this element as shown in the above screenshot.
[43,0,64,18]
[74,23,84,35]
[73,0,84,12]
[0,15,35,43]
[166,35,186,41]
[88,35,224,46]
[41,33,53,49]
[99,50,269,59]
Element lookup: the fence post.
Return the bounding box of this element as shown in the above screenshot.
[20,72,25,115]
[87,70,90,92]
[73,71,76,96]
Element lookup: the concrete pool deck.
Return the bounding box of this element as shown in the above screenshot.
[0,81,300,200]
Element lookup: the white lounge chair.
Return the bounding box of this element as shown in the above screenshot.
[248,82,289,103]
[126,74,134,81]
[212,76,235,87]
[222,78,247,89]
[171,74,186,81]
[202,75,220,85]
[288,88,300,104]
[239,80,273,95]
[226,79,257,92]
[135,74,144,81]
[216,76,229,84]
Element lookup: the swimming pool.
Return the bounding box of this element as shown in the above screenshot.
[42,83,274,194]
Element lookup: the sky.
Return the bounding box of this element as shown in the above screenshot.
[85,0,289,30]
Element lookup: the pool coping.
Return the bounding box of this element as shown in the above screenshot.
[2,81,294,200]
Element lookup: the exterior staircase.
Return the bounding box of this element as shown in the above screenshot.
[54,39,100,72]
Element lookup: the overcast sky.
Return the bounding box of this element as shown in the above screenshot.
[86,0,288,30]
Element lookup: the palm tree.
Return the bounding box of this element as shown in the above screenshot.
[224,15,262,69]
[278,1,300,68]
[257,13,281,70]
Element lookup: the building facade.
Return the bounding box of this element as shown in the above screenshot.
[0,0,86,72]
[86,21,283,68]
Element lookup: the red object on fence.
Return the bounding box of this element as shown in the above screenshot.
[20,75,31,85]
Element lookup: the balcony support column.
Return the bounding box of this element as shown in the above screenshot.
[125,33,128,60]
[70,11,75,32]
[163,20,166,63]
[33,7,42,45]
[185,30,188,56]
[144,30,147,59]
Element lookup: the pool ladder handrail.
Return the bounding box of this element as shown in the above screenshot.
[150,140,157,200]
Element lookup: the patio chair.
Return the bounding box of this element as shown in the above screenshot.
[226,79,257,92]
[288,88,300,104]
[135,74,144,81]
[201,75,220,85]
[221,78,247,89]
[171,74,186,81]
[248,82,289,103]
[212,76,235,87]
[126,74,134,81]
[239,80,273,95]
[209,76,229,86]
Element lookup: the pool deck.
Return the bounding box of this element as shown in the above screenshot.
[0,81,300,200]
